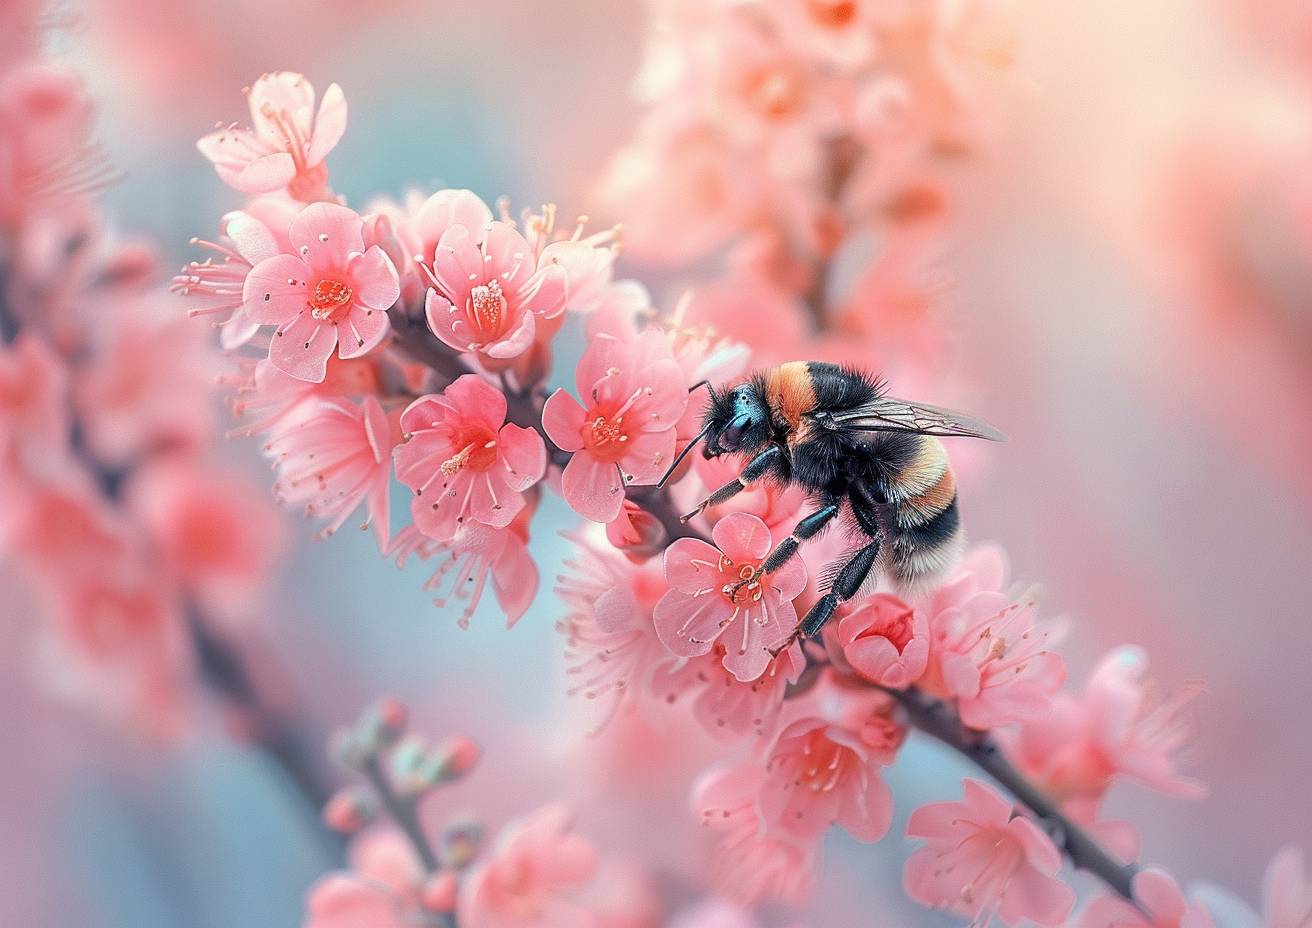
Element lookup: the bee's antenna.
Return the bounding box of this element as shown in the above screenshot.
[688,379,710,395]
[657,423,710,489]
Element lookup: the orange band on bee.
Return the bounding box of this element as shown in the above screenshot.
[764,361,815,429]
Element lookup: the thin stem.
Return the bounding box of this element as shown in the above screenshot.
[361,756,441,874]
[888,685,1139,902]
[801,135,862,332]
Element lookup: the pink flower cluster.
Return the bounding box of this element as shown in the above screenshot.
[0,24,285,734]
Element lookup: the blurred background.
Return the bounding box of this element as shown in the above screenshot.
[4,0,1311,925]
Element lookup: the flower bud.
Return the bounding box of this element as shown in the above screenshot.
[357,696,408,750]
[606,500,668,563]
[322,786,376,833]
[440,815,483,869]
[429,735,481,782]
[419,870,459,912]
[390,735,429,788]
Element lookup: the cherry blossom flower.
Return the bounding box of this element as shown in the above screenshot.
[652,642,804,741]
[305,830,450,928]
[904,778,1076,927]
[389,499,538,630]
[227,356,382,438]
[1078,868,1215,928]
[557,532,671,729]
[363,187,494,306]
[75,304,216,466]
[834,592,931,690]
[755,708,898,844]
[653,512,805,682]
[197,72,346,200]
[916,545,1066,730]
[0,63,109,228]
[694,764,817,907]
[171,199,297,349]
[265,395,395,549]
[1000,645,1205,806]
[243,202,400,383]
[458,803,598,928]
[422,219,568,365]
[0,331,68,460]
[393,374,546,542]
[542,333,687,523]
[125,456,286,620]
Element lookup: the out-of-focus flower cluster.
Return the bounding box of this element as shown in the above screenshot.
[0,8,285,734]
[310,698,601,928]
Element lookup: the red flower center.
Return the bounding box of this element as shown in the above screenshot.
[717,555,763,606]
[439,427,500,475]
[309,278,353,321]
[808,0,857,28]
[795,729,857,792]
[857,601,916,653]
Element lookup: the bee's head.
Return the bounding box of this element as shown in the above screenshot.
[704,381,771,457]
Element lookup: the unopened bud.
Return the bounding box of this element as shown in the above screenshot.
[419,870,459,912]
[441,815,483,869]
[357,696,409,750]
[429,735,481,783]
[606,500,667,563]
[323,787,376,833]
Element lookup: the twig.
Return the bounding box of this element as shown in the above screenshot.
[361,756,441,874]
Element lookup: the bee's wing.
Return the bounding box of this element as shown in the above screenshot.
[832,396,1006,441]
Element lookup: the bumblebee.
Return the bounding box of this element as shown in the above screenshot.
[663,361,1004,645]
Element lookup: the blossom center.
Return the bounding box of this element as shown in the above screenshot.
[745,67,805,120]
[309,278,353,321]
[796,730,855,792]
[859,603,915,653]
[468,279,507,335]
[440,430,499,475]
[718,556,763,606]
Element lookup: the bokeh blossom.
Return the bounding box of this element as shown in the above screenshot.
[1078,868,1215,928]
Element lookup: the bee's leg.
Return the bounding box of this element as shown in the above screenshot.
[726,500,840,599]
[679,445,783,523]
[800,537,882,639]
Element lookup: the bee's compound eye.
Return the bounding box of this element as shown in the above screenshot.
[722,415,751,449]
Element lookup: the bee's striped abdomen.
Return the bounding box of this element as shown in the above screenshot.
[883,437,965,592]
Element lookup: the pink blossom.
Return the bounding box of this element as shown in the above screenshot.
[458,803,598,928]
[389,499,538,630]
[652,642,804,741]
[75,305,216,466]
[422,219,568,365]
[393,374,545,542]
[835,592,930,690]
[243,202,400,383]
[172,199,298,349]
[918,545,1066,730]
[904,778,1076,927]
[0,64,108,228]
[654,512,806,682]
[305,830,443,928]
[688,452,808,535]
[227,356,382,438]
[756,709,898,843]
[125,456,286,620]
[693,764,817,907]
[363,187,494,305]
[1263,846,1311,928]
[542,333,687,523]
[0,332,68,460]
[265,395,395,549]
[557,533,671,729]
[1078,869,1215,928]
[1001,646,1205,805]
[198,72,346,199]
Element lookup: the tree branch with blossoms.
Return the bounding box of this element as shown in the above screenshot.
[160,3,1307,926]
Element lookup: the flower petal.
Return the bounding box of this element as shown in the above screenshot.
[244,253,310,324]
[541,389,586,452]
[290,202,365,274]
[307,82,347,166]
[347,246,400,309]
[269,313,335,383]
[560,451,624,522]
